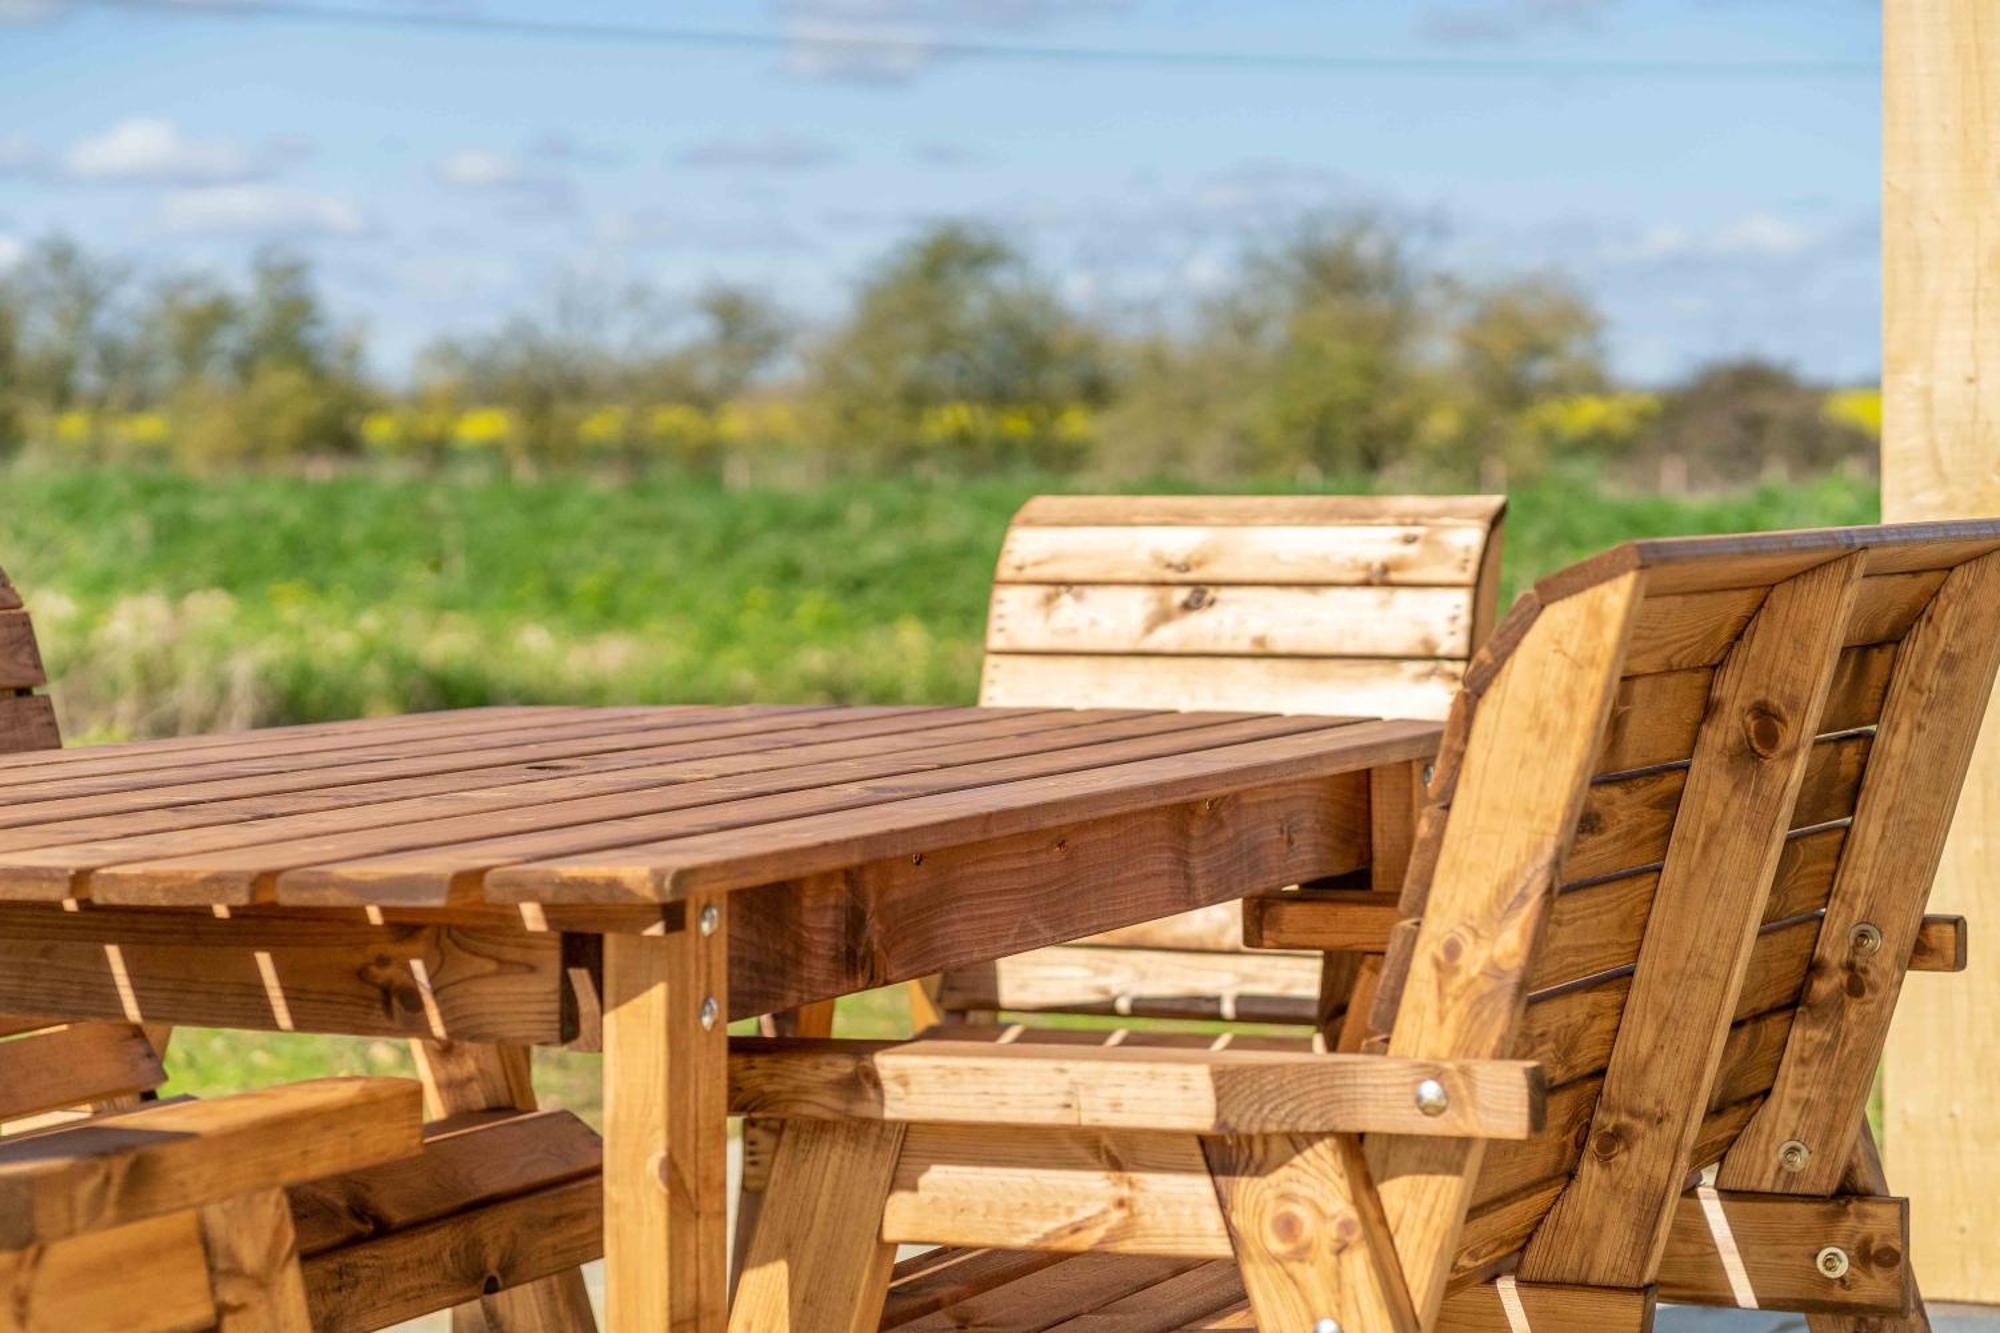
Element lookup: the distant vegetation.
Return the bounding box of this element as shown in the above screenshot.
[0,221,1877,492]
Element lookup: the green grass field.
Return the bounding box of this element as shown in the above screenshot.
[0,463,1882,1120]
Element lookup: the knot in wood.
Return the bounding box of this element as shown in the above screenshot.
[1181,587,1213,612]
[1741,701,1791,759]
[1589,1125,1625,1163]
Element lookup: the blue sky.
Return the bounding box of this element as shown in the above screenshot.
[0,0,1880,384]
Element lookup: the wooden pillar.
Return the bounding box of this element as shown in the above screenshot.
[1882,0,2000,1303]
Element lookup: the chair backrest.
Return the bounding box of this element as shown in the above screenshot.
[1364,520,2000,1313]
[0,556,168,1130]
[979,494,1507,720]
[0,560,60,757]
[934,494,1506,1026]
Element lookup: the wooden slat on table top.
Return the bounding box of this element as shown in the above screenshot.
[42,707,1149,904]
[106,712,1347,908]
[0,705,1431,911]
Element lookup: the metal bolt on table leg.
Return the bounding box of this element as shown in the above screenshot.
[1778,1139,1811,1172]
[1415,1078,1450,1117]
[699,996,720,1030]
[1850,922,1883,955]
[699,903,720,936]
[1816,1246,1851,1279]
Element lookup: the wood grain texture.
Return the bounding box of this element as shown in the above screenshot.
[602,911,728,1332]
[0,907,573,1042]
[979,653,1466,719]
[0,612,47,691]
[994,520,1494,588]
[1882,8,2000,1289]
[1206,1132,1416,1332]
[1657,1190,1911,1316]
[1522,555,1862,1287]
[0,1208,217,1333]
[197,1187,315,1332]
[0,1078,422,1248]
[1368,570,1645,1327]
[1726,552,2000,1195]
[728,1038,1544,1138]
[0,1021,166,1121]
[727,1119,905,1333]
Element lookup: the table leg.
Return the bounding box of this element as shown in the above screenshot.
[604,898,730,1332]
[411,1039,599,1333]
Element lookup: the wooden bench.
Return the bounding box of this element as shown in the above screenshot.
[728,519,2000,1331]
[0,555,603,1331]
[917,493,1505,1037]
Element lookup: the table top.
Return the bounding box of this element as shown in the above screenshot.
[0,704,1436,913]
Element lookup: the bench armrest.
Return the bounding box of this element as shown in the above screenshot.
[729,1037,1544,1140]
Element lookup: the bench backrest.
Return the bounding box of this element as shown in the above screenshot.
[935,494,1506,1025]
[1365,520,2000,1314]
[0,557,168,1128]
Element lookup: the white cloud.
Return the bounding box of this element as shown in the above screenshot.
[0,236,24,272]
[159,184,368,237]
[64,118,259,184]
[431,147,575,214]
[772,0,1129,84]
[677,132,843,171]
[1605,212,1819,264]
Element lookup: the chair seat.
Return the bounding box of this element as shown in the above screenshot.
[884,1248,1253,1332]
[916,1023,1325,1054]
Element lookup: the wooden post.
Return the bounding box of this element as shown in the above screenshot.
[1882,0,2000,1302]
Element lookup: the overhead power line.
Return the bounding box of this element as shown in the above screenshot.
[80,0,1879,80]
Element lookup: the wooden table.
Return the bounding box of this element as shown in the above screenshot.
[0,703,1437,1330]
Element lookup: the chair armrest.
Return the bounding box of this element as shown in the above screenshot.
[0,1076,423,1249]
[729,1037,1544,1140]
[1242,887,1401,951]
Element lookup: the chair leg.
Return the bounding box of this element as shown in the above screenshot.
[734,1003,841,1296]
[1204,1132,1418,1333]
[1806,1125,1931,1333]
[197,1187,315,1332]
[728,1119,906,1333]
[412,1039,599,1333]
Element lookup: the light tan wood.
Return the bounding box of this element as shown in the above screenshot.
[0,1077,422,1247]
[937,943,1324,1022]
[1241,889,1401,952]
[602,907,729,1332]
[1882,4,2000,1296]
[1522,555,1863,1286]
[1368,570,1645,1327]
[727,1119,906,1333]
[197,1188,316,1332]
[980,653,1466,719]
[1206,1132,1416,1331]
[410,1042,599,1333]
[988,583,1476,658]
[881,1125,1233,1257]
[728,1038,1544,1138]
[1726,553,2000,1195]
[994,519,1495,588]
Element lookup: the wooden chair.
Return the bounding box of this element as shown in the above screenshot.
[917,493,1506,1039]
[727,519,2000,1331]
[0,558,604,1331]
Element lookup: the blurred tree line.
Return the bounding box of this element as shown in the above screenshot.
[0,219,1877,490]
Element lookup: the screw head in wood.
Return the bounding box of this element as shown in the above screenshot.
[1815,1245,1851,1279]
[1314,1320,1342,1333]
[1415,1079,1450,1117]
[699,904,720,936]
[1421,763,1436,787]
[699,996,720,1030]
[1778,1139,1811,1172]
[1850,922,1883,955]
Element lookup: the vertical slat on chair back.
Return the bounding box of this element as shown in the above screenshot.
[979,494,1507,721]
[1365,521,2000,1315]
[931,495,1505,1026]
[0,558,169,1128]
